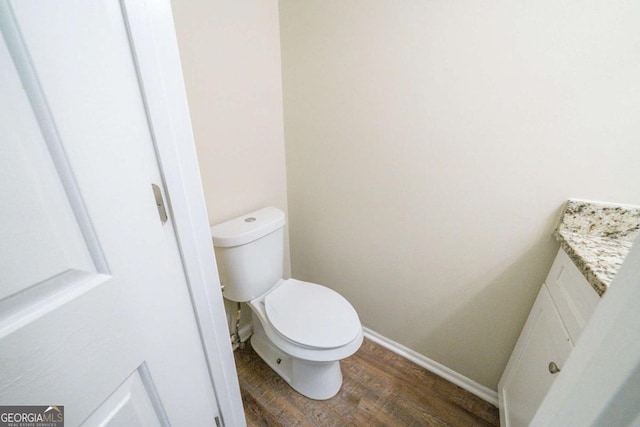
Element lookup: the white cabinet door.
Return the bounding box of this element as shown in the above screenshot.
[0,2,224,425]
[545,249,600,344]
[498,284,573,427]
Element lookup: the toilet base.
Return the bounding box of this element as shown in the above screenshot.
[250,321,343,400]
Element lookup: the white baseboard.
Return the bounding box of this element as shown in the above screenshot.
[363,327,498,406]
[233,322,498,406]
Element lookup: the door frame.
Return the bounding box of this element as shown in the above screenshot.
[120,1,245,426]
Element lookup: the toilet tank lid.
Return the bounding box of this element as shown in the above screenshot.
[210,207,285,248]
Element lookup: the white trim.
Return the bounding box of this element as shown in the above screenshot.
[120,1,245,426]
[363,327,499,406]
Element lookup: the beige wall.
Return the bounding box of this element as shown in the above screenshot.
[171,1,289,330]
[279,1,640,389]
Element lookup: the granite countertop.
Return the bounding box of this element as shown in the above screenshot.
[554,200,640,296]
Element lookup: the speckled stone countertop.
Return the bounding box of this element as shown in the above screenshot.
[554,200,640,296]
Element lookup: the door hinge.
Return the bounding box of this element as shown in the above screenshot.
[151,183,168,224]
[214,416,222,427]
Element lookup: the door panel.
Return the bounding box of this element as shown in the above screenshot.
[0,64,96,301]
[0,1,220,425]
[0,35,105,340]
[82,365,166,427]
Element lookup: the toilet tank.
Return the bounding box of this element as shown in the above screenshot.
[210,207,285,302]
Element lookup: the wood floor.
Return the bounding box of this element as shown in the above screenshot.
[234,338,499,427]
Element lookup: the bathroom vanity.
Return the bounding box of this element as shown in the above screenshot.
[498,200,640,427]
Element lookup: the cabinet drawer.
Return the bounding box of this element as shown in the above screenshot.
[545,249,600,344]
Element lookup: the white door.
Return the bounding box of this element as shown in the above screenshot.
[0,1,224,425]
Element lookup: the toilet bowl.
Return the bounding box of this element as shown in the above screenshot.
[211,207,363,400]
[249,279,363,399]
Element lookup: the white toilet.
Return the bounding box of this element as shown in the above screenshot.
[211,207,363,400]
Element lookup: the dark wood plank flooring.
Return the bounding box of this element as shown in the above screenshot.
[234,338,499,426]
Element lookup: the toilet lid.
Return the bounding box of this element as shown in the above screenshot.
[264,279,361,349]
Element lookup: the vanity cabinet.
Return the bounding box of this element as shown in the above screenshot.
[498,249,600,427]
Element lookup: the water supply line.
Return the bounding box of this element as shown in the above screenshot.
[231,302,245,349]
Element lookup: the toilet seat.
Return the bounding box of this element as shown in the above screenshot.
[264,279,361,350]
